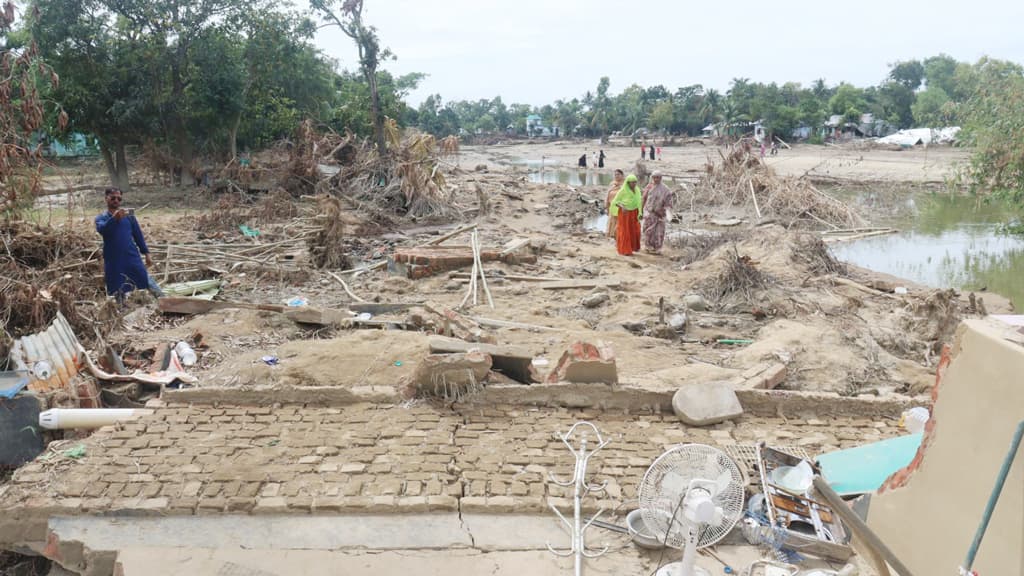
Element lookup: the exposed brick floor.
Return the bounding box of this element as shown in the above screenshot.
[0,403,900,517]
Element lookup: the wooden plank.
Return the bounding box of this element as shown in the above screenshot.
[348,303,415,315]
[499,238,532,256]
[471,316,563,332]
[814,476,909,576]
[452,272,565,282]
[157,297,287,315]
[535,278,622,290]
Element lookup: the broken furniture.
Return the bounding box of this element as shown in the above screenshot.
[754,445,853,562]
[547,421,610,576]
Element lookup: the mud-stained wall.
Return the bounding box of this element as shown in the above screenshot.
[868,319,1024,575]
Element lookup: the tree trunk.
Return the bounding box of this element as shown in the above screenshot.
[366,66,387,155]
[100,142,131,192]
[229,110,241,161]
[115,144,130,191]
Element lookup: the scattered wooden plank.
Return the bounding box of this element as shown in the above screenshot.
[158,297,286,315]
[452,272,565,282]
[535,278,621,291]
[471,316,564,332]
[499,238,532,256]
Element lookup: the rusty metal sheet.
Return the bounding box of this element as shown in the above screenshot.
[8,312,83,392]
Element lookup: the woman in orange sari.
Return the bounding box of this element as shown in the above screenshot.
[609,174,642,255]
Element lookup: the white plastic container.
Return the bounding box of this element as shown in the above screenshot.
[174,341,197,366]
[900,407,930,433]
[39,408,154,430]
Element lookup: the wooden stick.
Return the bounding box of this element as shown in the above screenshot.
[425,223,477,246]
[749,181,762,219]
[326,271,367,303]
[451,272,566,282]
[471,316,563,332]
[813,476,911,576]
[163,245,173,283]
[473,231,494,309]
[823,229,899,243]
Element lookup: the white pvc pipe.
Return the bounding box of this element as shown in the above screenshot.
[38,408,154,430]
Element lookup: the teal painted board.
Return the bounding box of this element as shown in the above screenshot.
[816,433,923,496]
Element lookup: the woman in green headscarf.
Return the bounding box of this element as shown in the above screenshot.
[609,174,642,255]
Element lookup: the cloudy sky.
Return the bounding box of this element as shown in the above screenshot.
[314,0,1024,106]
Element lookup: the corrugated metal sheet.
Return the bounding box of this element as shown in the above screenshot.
[8,312,83,392]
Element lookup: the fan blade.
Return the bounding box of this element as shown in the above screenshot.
[715,468,733,495]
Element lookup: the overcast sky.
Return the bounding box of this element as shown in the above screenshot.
[313,0,1024,107]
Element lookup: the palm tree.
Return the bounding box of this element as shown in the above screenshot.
[700,89,722,125]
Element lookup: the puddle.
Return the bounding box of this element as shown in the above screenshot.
[584,214,608,232]
[831,195,1024,306]
[528,170,614,187]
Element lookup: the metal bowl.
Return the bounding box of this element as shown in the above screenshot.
[626,509,665,550]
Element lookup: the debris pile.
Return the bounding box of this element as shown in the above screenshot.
[686,140,864,228]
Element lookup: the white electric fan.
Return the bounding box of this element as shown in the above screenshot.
[638,444,746,576]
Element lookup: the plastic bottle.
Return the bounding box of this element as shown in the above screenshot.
[174,341,197,366]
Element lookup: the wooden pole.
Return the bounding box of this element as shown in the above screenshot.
[812,476,912,576]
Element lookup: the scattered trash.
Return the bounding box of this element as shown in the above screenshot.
[162,278,222,299]
[239,224,260,238]
[174,341,197,366]
[625,509,664,549]
[532,357,550,367]
[38,408,155,430]
[61,444,87,459]
[393,361,403,367]
[0,371,30,399]
[894,286,909,295]
[285,296,309,307]
[717,339,754,345]
[769,460,814,495]
[356,312,373,321]
[261,355,279,366]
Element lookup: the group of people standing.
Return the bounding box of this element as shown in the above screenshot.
[604,169,673,256]
[578,149,607,168]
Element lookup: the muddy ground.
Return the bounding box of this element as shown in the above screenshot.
[21,140,1007,405]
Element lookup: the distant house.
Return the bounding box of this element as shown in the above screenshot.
[34,132,99,158]
[702,120,761,138]
[824,114,895,139]
[525,114,557,137]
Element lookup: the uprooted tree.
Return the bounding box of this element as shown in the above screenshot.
[311,0,389,155]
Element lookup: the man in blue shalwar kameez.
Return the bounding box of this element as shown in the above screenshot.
[95,187,163,301]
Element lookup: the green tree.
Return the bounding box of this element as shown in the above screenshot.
[911,87,952,127]
[888,59,924,90]
[829,83,868,123]
[924,54,959,95]
[956,57,1024,203]
[648,100,674,135]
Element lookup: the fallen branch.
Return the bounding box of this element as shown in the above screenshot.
[326,271,367,303]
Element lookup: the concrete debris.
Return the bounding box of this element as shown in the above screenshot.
[401,351,492,400]
[580,292,609,308]
[427,336,538,384]
[683,294,708,311]
[546,341,617,385]
[668,313,687,331]
[737,362,788,390]
[406,306,496,344]
[672,382,743,426]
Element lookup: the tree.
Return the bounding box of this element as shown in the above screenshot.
[648,101,674,135]
[956,57,1024,203]
[311,0,390,154]
[911,87,951,127]
[924,54,959,95]
[888,59,924,90]
[829,84,868,123]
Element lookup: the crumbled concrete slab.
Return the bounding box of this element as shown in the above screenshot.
[402,351,491,399]
[672,382,744,426]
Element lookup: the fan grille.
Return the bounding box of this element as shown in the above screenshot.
[638,444,746,549]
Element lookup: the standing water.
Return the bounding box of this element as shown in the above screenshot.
[831,194,1024,306]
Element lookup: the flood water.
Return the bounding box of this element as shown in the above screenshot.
[831,194,1024,306]
[527,169,615,187]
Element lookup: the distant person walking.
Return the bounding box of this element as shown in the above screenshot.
[95,187,164,302]
[649,145,655,161]
[656,146,662,160]
[610,174,642,256]
[642,171,673,254]
[578,153,587,168]
[640,144,646,159]
[604,169,625,237]
[598,149,606,168]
